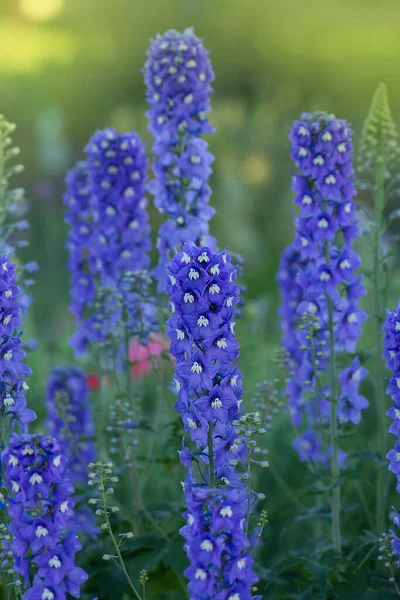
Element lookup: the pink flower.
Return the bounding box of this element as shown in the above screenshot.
[129,333,170,380]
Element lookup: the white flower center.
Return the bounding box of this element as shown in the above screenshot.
[209,284,220,294]
[322,131,332,142]
[197,316,209,327]
[301,237,308,247]
[4,394,14,407]
[191,362,203,374]
[22,445,34,456]
[176,329,185,341]
[317,218,328,229]
[396,321,400,332]
[217,338,227,349]
[30,473,43,485]
[302,195,312,205]
[48,556,62,569]
[237,558,246,570]
[339,259,350,270]
[9,454,18,466]
[184,293,194,304]
[5,289,12,298]
[298,126,308,136]
[198,252,210,263]
[313,155,324,166]
[12,481,20,493]
[201,540,213,552]
[60,501,69,513]
[195,569,207,580]
[210,265,220,275]
[42,590,55,600]
[298,148,308,157]
[220,506,233,518]
[189,268,199,280]
[3,350,12,361]
[187,418,198,430]
[325,174,336,185]
[347,313,357,324]
[320,271,331,281]
[181,252,191,264]
[337,142,346,153]
[211,398,222,409]
[36,525,49,538]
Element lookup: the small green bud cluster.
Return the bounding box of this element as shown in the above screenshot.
[0,115,26,227]
[378,532,400,590]
[230,412,268,502]
[106,398,138,465]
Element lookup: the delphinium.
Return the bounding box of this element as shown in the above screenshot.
[66,128,157,366]
[382,301,400,593]
[278,112,368,552]
[144,28,216,291]
[46,365,98,538]
[0,253,35,440]
[357,83,400,534]
[166,242,260,599]
[2,433,88,599]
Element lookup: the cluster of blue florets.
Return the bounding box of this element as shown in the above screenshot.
[46,365,98,538]
[166,243,259,599]
[278,113,368,463]
[65,128,156,360]
[2,433,87,599]
[144,28,217,291]
[0,254,35,432]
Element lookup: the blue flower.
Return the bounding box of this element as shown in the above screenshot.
[2,433,87,597]
[144,29,217,291]
[0,254,35,432]
[46,366,98,539]
[166,243,258,599]
[278,112,367,462]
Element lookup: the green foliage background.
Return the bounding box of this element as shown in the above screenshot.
[2,0,400,597]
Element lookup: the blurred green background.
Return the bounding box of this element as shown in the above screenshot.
[2,2,400,596]
[2,0,400,346]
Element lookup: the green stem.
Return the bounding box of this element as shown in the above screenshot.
[208,423,215,487]
[100,474,143,600]
[328,296,341,553]
[374,149,387,535]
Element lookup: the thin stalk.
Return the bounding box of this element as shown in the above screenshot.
[99,471,143,600]
[327,296,341,553]
[374,146,387,535]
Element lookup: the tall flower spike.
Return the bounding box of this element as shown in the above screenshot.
[382,302,400,558]
[46,365,98,538]
[65,129,157,360]
[2,433,88,598]
[357,83,400,191]
[0,254,35,434]
[278,112,368,464]
[166,243,259,600]
[144,28,217,291]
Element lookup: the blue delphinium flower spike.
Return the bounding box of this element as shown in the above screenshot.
[2,433,88,598]
[166,243,260,600]
[65,129,157,362]
[144,28,217,291]
[278,112,367,463]
[0,254,35,433]
[46,365,98,538]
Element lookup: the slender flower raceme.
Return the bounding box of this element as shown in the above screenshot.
[46,366,98,538]
[144,28,216,291]
[2,433,88,599]
[382,302,400,554]
[166,243,259,599]
[65,129,157,362]
[0,254,35,438]
[278,112,368,551]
